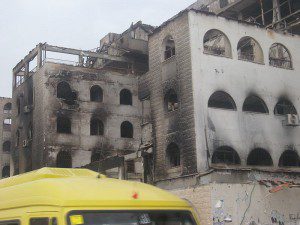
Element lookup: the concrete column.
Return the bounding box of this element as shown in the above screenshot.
[37,44,43,68]
[25,62,29,76]
[272,0,281,23]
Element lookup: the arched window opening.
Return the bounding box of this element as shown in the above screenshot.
[279,150,300,167]
[165,89,179,112]
[274,99,297,115]
[3,118,12,131]
[3,102,12,114]
[166,143,181,168]
[3,141,11,153]
[57,81,77,105]
[269,43,292,69]
[212,146,241,165]
[56,151,72,168]
[164,36,176,60]
[17,98,21,115]
[2,166,10,178]
[203,29,232,57]
[243,95,269,113]
[90,85,103,102]
[16,130,20,147]
[57,116,71,134]
[247,148,273,166]
[121,121,133,138]
[238,37,264,63]
[90,118,104,136]
[120,89,132,106]
[208,91,236,110]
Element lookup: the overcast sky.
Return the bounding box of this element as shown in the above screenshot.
[0,0,196,97]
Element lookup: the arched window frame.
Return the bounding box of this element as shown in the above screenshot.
[208,91,237,110]
[120,89,133,106]
[90,118,104,136]
[163,35,176,60]
[237,36,264,64]
[278,150,300,167]
[269,43,293,69]
[247,148,273,166]
[121,121,134,138]
[2,165,10,178]
[166,142,181,168]
[57,81,77,104]
[164,89,179,112]
[90,85,104,102]
[274,99,297,116]
[3,102,12,114]
[57,116,71,134]
[242,95,269,114]
[212,146,241,165]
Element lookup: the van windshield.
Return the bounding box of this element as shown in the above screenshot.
[68,211,196,225]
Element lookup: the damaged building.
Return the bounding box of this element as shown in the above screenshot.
[9,0,300,224]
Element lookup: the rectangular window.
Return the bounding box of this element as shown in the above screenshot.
[30,218,49,225]
[0,220,20,225]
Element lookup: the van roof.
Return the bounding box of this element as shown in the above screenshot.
[0,168,189,210]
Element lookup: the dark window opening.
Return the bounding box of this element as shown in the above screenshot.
[3,102,12,114]
[166,143,181,168]
[57,116,71,134]
[2,165,10,178]
[56,151,72,168]
[90,118,104,136]
[90,85,103,102]
[208,91,236,110]
[3,141,11,153]
[274,99,297,115]
[243,95,269,113]
[126,160,135,173]
[165,89,179,112]
[203,29,232,57]
[238,37,264,63]
[91,152,101,163]
[57,81,77,105]
[279,150,300,167]
[247,148,273,166]
[120,89,132,105]
[212,146,241,165]
[121,121,133,138]
[164,36,176,60]
[269,43,292,69]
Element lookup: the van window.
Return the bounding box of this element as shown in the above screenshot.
[0,221,19,225]
[30,218,49,225]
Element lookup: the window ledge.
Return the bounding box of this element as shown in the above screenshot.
[162,55,176,64]
[203,51,232,59]
[238,58,265,65]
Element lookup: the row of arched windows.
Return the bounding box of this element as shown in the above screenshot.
[212,146,300,167]
[208,91,298,115]
[57,81,133,106]
[57,116,134,138]
[164,31,293,69]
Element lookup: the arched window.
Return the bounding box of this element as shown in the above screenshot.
[203,29,232,57]
[274,99,297,115]
[2,141,11,153]
[208,91,236,110]
[2,166,10,178]
[3,102,12,114]
[165,89,179,112]
[238,37,264,64]
[56,151,72,168]
[166,143,181,168]
[90,118,104,136]
[279,150,300,167]
[57,116,71,134]
[243,95,269,113]
[57,81,76,104]
[247,148,273,166]
[120,89,132,106]
[269,43,292,69]
[163,36,175,60]
[212,146,241,165]
[90,85,103,102]
[16,130,20,147]
[121,121,133,138]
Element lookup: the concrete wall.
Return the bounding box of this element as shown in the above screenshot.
[188,11,300,171]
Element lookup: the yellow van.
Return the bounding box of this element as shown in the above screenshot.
[0,168,200,225]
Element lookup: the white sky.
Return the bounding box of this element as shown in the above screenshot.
[0,0,196,97]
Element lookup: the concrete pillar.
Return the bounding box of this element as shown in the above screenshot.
[25,62,29,76]
[37,44,43,68]
[272,0,281,23]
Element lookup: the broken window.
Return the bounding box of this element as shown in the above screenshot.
[166,143,181,168]
[165,89,179,112]
[238,37,264,63]
[57,116,71,134]
[2,141,11,153]
[121,121,133,138]
[208,91,237,110]
[90,85,103,102]
[164,36,176,60]
[3,102,12,114]
[90,118,104,136]
[269,43,292,69]
[274,99,297,115]
[243,95,269,113]
[247,148,273,166]
[212,146,241,165]
[120,89,132,105]
[56,151,72,168]
[57,81,77,105]
[279,150,300,167]
[2,165,10,178]
[203,29,232,57]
